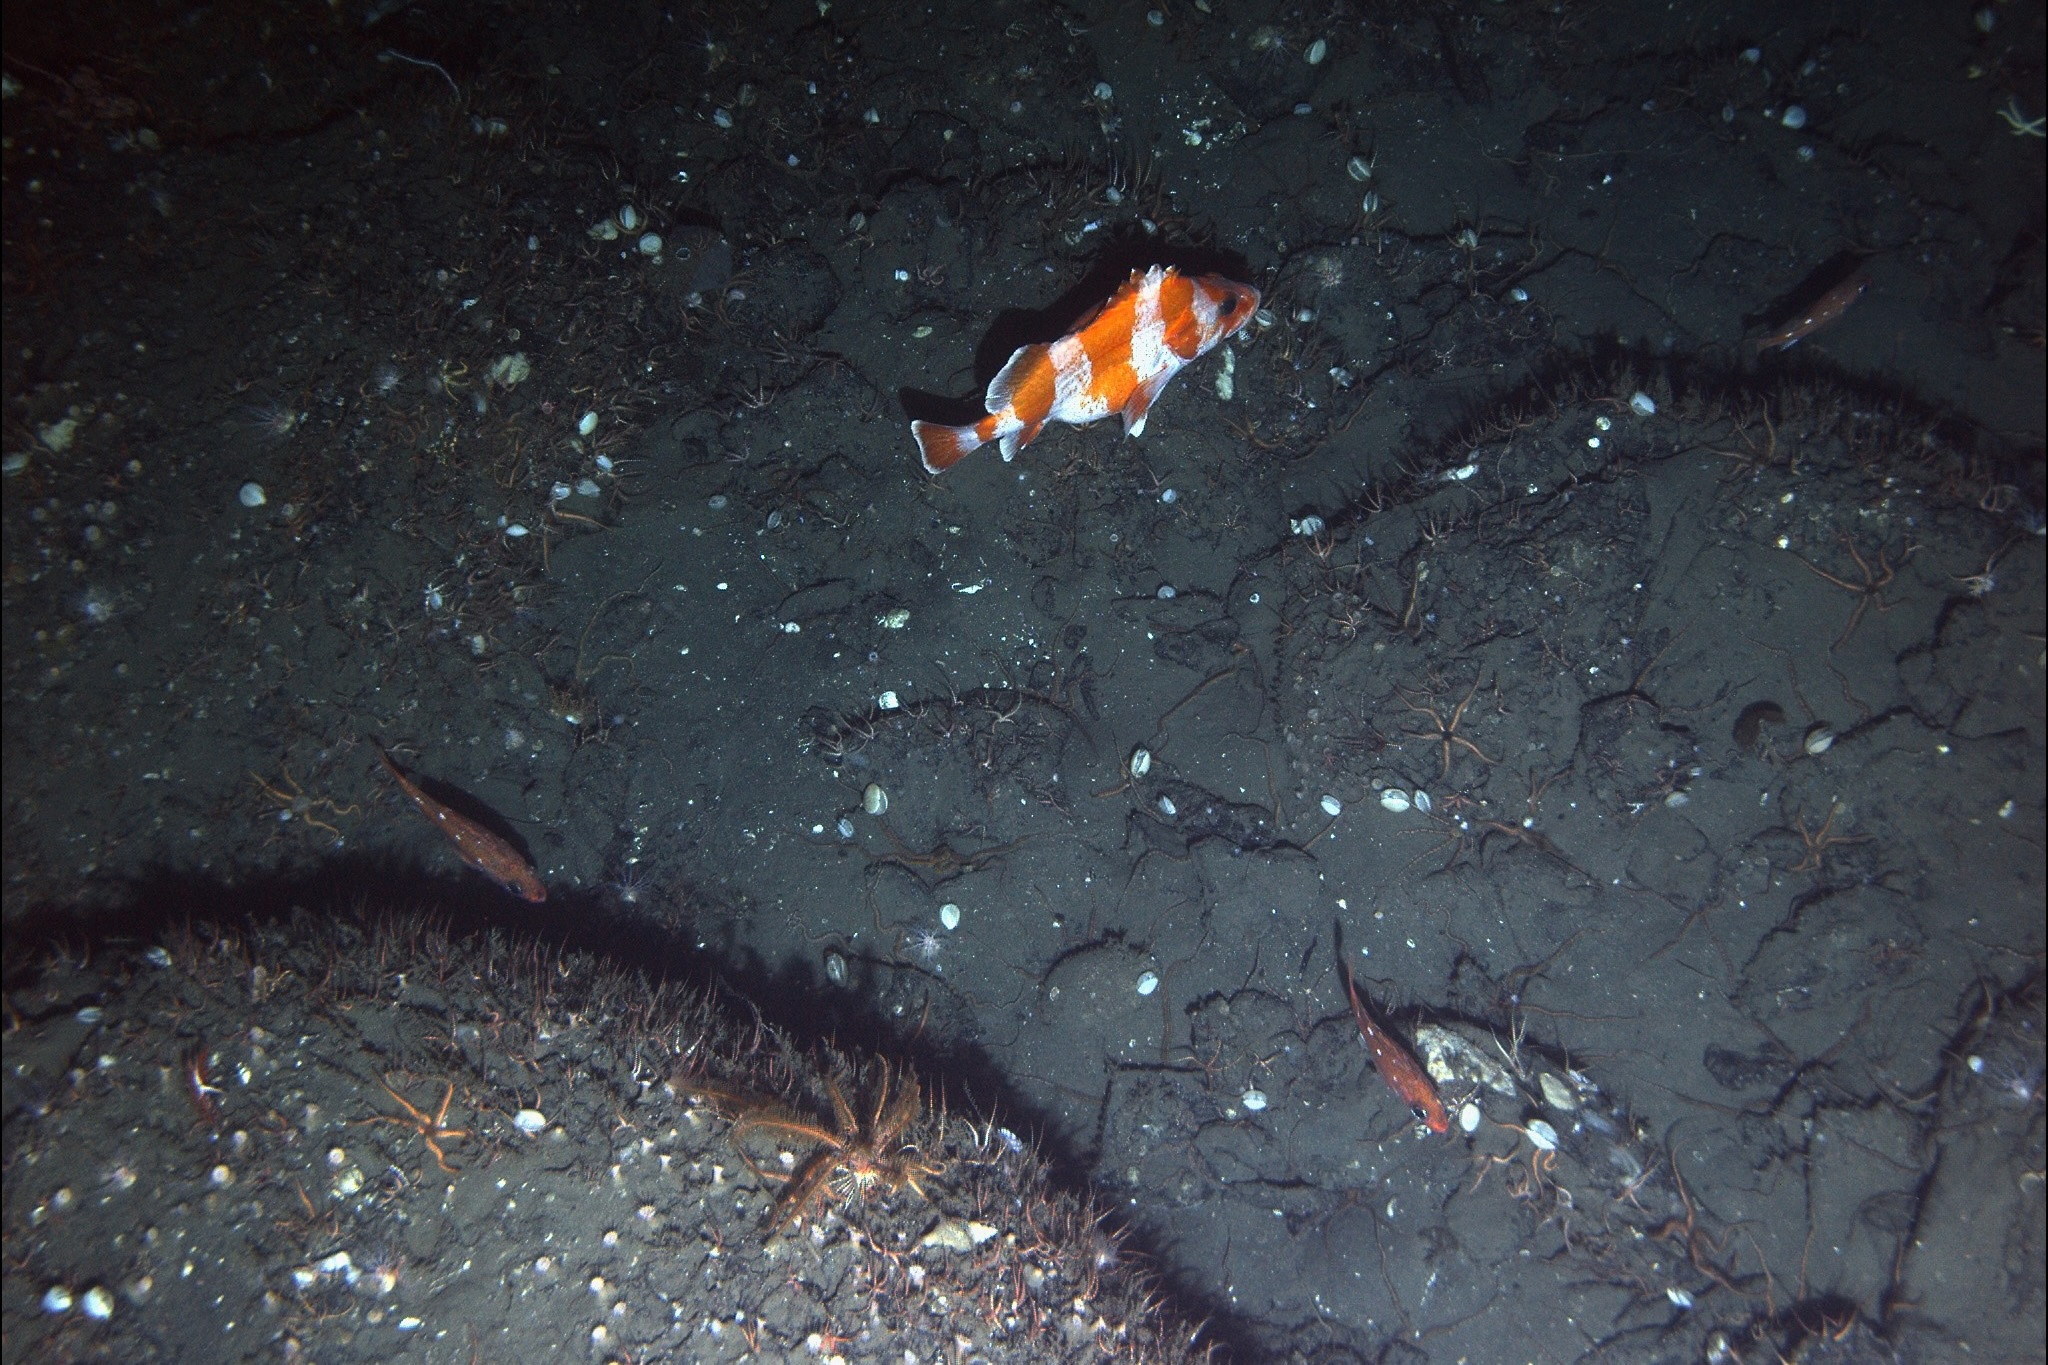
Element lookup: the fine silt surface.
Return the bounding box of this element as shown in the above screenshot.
[3,1,2043,1361]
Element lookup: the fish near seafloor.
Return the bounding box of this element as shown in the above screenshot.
[1753,273,1869,351]
[911,264,1261,474]
[376,747,548,902]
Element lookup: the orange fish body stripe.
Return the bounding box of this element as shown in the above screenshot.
[1344,964,1449,1134]
[378,748,548,902]
[1755,273,1868,351]
[913,264,1260,473]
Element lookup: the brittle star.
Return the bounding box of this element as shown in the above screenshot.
[1999,97,2046,137]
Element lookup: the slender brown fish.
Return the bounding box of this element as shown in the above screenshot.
[1342,960,1449,1134]
[1753,273,1869,351]
[376,746,547,902]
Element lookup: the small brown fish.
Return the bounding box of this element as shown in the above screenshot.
[376,746,547,902]
[1753,273,1869,351]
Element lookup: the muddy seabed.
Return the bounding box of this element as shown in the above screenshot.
[4,0,2043,1361]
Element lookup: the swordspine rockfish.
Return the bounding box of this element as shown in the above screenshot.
[911,264,1261,474]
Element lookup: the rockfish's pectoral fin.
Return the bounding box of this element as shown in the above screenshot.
[1120,368,1176,438]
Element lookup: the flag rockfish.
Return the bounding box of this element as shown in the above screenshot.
[911,264,1261,474]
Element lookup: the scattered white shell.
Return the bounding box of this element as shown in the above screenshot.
[1361,190,1381,215]
[1240,1088,1268,1112]
[1156,584,1176,599]
[512,1109,549,1135]
[1092,82,1113,101]
[877,690,901,710]
[1458,1101,1483,1134]
[1508,286,1530,302]
[1413,790,1434,814]
[637,233,663,257]
[1379,789,1413,813]
[80,1285,115,1321]
[575,478,601,497]
[1157,794,1178,818]
[835,816,855,840]
[237,481,267,508]
[1629,391,1657,416]
[1135,970,1160,996]
[1523,1118,1559,1152]
[578,410,599,437]
[550,482,573,503]
[504,523,529,538]
[1129,747,1152,778]
[1305,37,1328,64]
[1802,724,1835,756]
[1667,1286,1695,1310]
[42,1286,74,1314]
[1443,462,1478,482]
[618,204,641,232]
[862,783,889,815]
[1538,1073,1579,1111]
[1291,514,1326,537]
[823,950,848,985]
[1779,105,1807,129]
[1346,155,1374,182]
[877,607,911,630]
[939,903,962,931]
[1320,794,1343,817]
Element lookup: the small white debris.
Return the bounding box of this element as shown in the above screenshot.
[1291,515,1326,537]
[877,690,901,711]
[1667,1286,1695,1309]
[1240,1088,1268,1111]
[1320,794,1343,818]
[1443,462,1477,482]
[208,1164,235,1189]
[1458,1101,1482,1134]
[637,233,664,257]
[41,1286,74,1314]
[505,523,529,538]
[1629,392,1657,416]
[1780,105,1807,129]
[1135,971,1160,996]
[939,903,962,931]
[513,1109,548,1135]
[237,481,267,508]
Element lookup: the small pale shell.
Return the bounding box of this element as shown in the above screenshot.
[1802,724,1835,756]
[1379,789,1413,813]
[1240,1088,1268,1112]
[938,902,961,931]
[1413,790,1433,814]
[1135,970,1160,996]
[512,1108,548,1134]
[877,607,911,629]
[1524,1118,1559,1152]
[1346,155,1374,182]
[1129,747,1152,778]
[1538,1073,1579,1112]
[637,233,663,257]
[237,481,267,508]
[1157,794,1178,818]
[1458,1101,1482,1134]
[1629,391,1657,416]
[79,1286,114,1321]
[1320,794,1343,817]
[877,690,901,710]
[862,783,888,815]
[1291,514,1326,537]
[823,950,848,985]
[617,204,640,232]
[1779,105,1807,129]
[1305,37,1328,64]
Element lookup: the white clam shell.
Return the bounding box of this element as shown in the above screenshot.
[1128,747,1152,778]
[1379,789,1412,813]
[862,783,888,816]
[1135,970,1160,996]
[1320,794,1343,817]
[1240,1088,1268,1112]
[237,481,267,508]
[513,1109,548,1134]
[938,902,961,931]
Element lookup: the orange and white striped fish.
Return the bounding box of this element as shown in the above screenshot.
[911,264,1261,474]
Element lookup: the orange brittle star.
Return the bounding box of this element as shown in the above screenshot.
[356,1078,470,1174]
